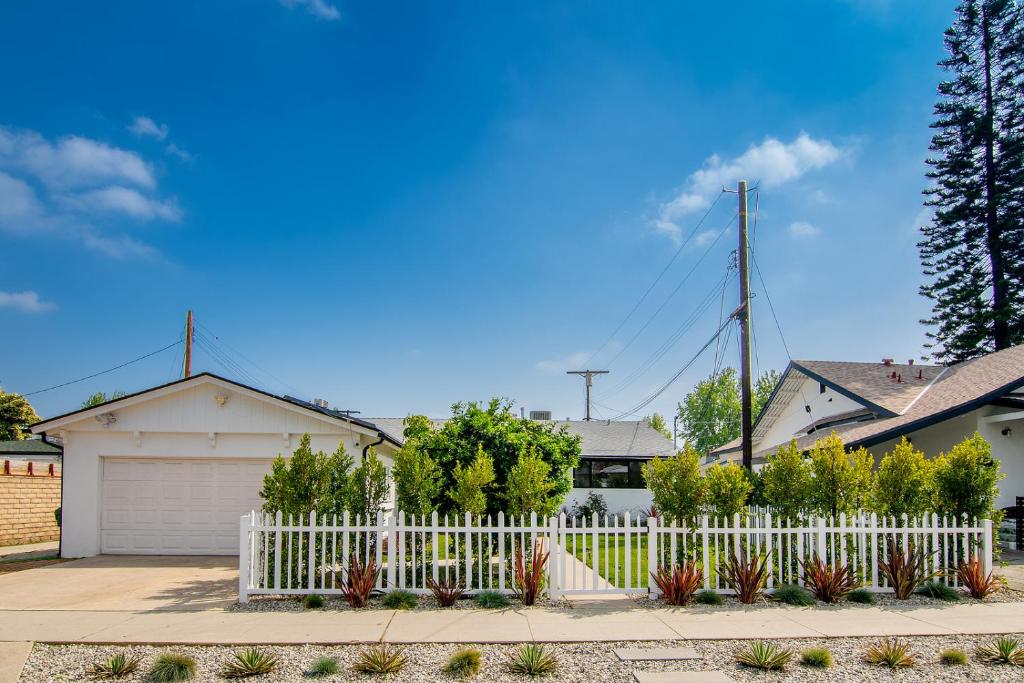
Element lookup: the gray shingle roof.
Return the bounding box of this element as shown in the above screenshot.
[0,438,62,455]
[793,359,944,415]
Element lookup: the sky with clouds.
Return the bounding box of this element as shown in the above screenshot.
[0,0,957,424]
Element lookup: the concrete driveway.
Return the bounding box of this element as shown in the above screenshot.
[0,555,237,611]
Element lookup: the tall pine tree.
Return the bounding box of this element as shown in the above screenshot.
[920,0,1024,363]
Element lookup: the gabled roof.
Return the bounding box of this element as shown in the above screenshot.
[792,359,944,416]
[0,438,62,456]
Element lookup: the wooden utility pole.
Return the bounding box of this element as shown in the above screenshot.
[566,370,608,421]
[737,180,754,469]
[184,310,194,378]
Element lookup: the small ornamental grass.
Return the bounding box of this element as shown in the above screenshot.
[800,647,832,669]
[444,648,483,678]
[939,648,968,666]
[651,560,703,606]
[735,641,792,671]
[475,589,511,609]
[307,656,340,676]
[722,549,769,604]
[507,643,557,676]
[353,644,408,675]
[222,648,279,679]
[957,557,1001,599]
[847,588,875,604]
[865,638,915,668]
[428,576,466,607]
[771,584,815,607]
[150,652,197,682]
[917,580,960,602]
[975,636,1024,665]
[382,589,419,610]
[801,555,860,603]
[86,653,141,680]
[694,590,724,605]
[302,594,324,609]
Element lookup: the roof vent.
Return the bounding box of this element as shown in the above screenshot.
[882,358,894,366]
[528,410,552,421]
[311,398,330,409]
[908,359,915,366]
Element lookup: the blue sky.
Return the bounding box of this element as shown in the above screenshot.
[1,0,955,423]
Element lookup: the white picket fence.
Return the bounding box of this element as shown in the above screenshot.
[238,509,992,602]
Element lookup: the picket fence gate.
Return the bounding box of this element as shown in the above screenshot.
[238,509,992,603]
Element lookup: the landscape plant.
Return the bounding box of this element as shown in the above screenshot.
[771,584,815,607]
[0,389,40,440]
[931,433,1004,525]
[695,589,724,605]
[353,644,407,674]
[427,576,466,607]
[801,555,859,603]
[807,433,873,517]
[221,648,279,679]
[307,657,340,676]
[149,653,196,682]
[444,648,483,678]
[939,648,967,665]
[340,553,379,608]
[507,643,558,676]
[650,560,703,606]
[877,538,938,599]
[86,653,141,680]
[847,588,875,604]
[956,557,1000,599]
[760,440,812,522]
[302,594,324,609]
[513,541,549,606]
[641,444,706,525]
[735,641,792,671]
[448,445,496,517]
[870,437,932,518]
[382,589,418,610]
[675,367,778,454]
[503,449,558,517]
[344,449,390,522]
[800,647,832,669]
[474,589,511,609]
[722,549,769,604]
[975,636,1024,664]
[703,461,751,519]
[391,436,442,517]
[864,638,915,668]
[918,580,959,601]
[570,492,608,520]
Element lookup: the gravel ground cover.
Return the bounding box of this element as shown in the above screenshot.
[232,594,567,612]
[21,635,1024,682]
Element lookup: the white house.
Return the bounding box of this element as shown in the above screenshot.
[709,344,1024,510]
[30,373,400,558]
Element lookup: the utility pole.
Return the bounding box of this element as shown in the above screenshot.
[736,180,754,470]
[184,309,194,378]
[566,370,608,421]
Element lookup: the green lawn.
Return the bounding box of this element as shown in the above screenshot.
[566,534,650,589]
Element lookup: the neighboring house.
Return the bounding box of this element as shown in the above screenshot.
[0,437,62,463]
[709,345,1024,509]
[30,373,400,558]
[370,417,674,515]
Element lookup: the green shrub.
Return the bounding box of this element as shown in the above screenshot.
[503,450,558,517]
[353,644,407,674]
[800,647,832,668]
[771,584,815,606]
[939,648,967,665]
[918,580,960,602]
[735,641,792,670]
[150,653,196,682]
[641,445,706,525]
[222,648,278,678]
[871,437,932,517]
[761,441,812,522]
[808,433,873,517]
[307,657,340,676]
[695,590,724,605]
[703,462,752,519]
[507,644,557,676]
[86,653,140,679]
[847,588,875,604]
[931,433,1004,525]
[444,648,483,678]
[448,445,495,517]
[382,589,419,610]
[303,594,324,609]
[475,590,511,609]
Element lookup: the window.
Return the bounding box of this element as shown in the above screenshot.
[572,458,648,489]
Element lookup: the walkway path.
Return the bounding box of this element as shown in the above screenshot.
[0,601,1022,645]
[0,541,57,562]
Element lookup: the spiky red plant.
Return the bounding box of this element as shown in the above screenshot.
[877,539,937,600]
[956,557,999,599]
[801,555,860,603]
[651,560,703,606]
[722,549,769,604]
[427,576,466,607]
[513,541,549,606]
[341,553,380,608]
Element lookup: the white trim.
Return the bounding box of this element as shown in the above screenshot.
[982,410,1024,424]
[899,366,950,415]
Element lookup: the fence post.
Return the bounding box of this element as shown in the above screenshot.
[983,518,993,577]
[307,510,316,591]
[238,513,250,604]
[647,514,658,600]
[548,514,560,600]
[381,511,392,590]
[815,515,826,561]
[701,515,710,591]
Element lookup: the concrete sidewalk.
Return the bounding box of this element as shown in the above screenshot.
[0,602,1022,645]
[0,541,57,562]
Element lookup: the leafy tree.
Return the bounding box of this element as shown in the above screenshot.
[642,413,672,440]
[677,368,779,455]
[807,433,874,517]
[502,450,557,517]
[761,440,812,522]
[641,444,706,525]
[871,438,933,518]
[392,440,441,517]
[919,0,1024,361]
[260,433,352,517]
[448,445,495,517]
[931,432,1004,523]
[704,461,752,519]
[405,399,581,515]
[81,391,127,409]
[0,389,40,440]
[344,449,390,521]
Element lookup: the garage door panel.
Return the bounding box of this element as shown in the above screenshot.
[101,457,272,555]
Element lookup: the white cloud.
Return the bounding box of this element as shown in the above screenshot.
[788,221,821,238]
[64,186,183,222]
[128,116,169,141]
[536,350,594,373]
[280,0,340,21]
[165,143,192,162]
[0,290,55,313]
[0,172,45,227]
[81,232,160,260]
[654,133,843,242]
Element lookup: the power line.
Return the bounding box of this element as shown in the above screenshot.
[196,322,304,397]
[22,340,185,397]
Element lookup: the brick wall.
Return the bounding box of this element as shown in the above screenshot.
[0,460,61,547]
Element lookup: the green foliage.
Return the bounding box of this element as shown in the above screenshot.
[570,492,608,520]
[801,556,859,603]
[642,413,672,439]
[81,391,127,409]
[302,594,324,609]
[735,641,792,671]
[703,461,751,518]
[761,440,812,522]
[86,653,141,679]
[222,648,279,679]
[931,432,1004,524]
[865,639,915,668]
[771,584,815,606]
[150,653,196,682]
[975,636,1024,664]
[939,648,967,665]
[695,589,724,605]
[503,449,557,517]
[444,648,483,678]
[404,399,581,517]
[847,588,875,604]
[800,647,832,669]
[642,444,706,525]
[307,657,340,676]
[382,589,419,610]
[259,434,353,517]
[676,368,778,455]
[871,437,932,518]
[807,433,873,517]
[392,436,442,516]
[448,445,495,517]
[878,539,939,600]
[744,467,767,508]
[918,580,960,602]
[507,644,557,676]
[344,449,390,521]
[474,589,510,609]
[0,389,39,440]
[353,645,407,675]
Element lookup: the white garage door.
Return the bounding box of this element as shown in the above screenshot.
[101,458,271,555]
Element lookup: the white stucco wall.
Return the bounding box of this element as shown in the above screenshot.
[563,488,654,517]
